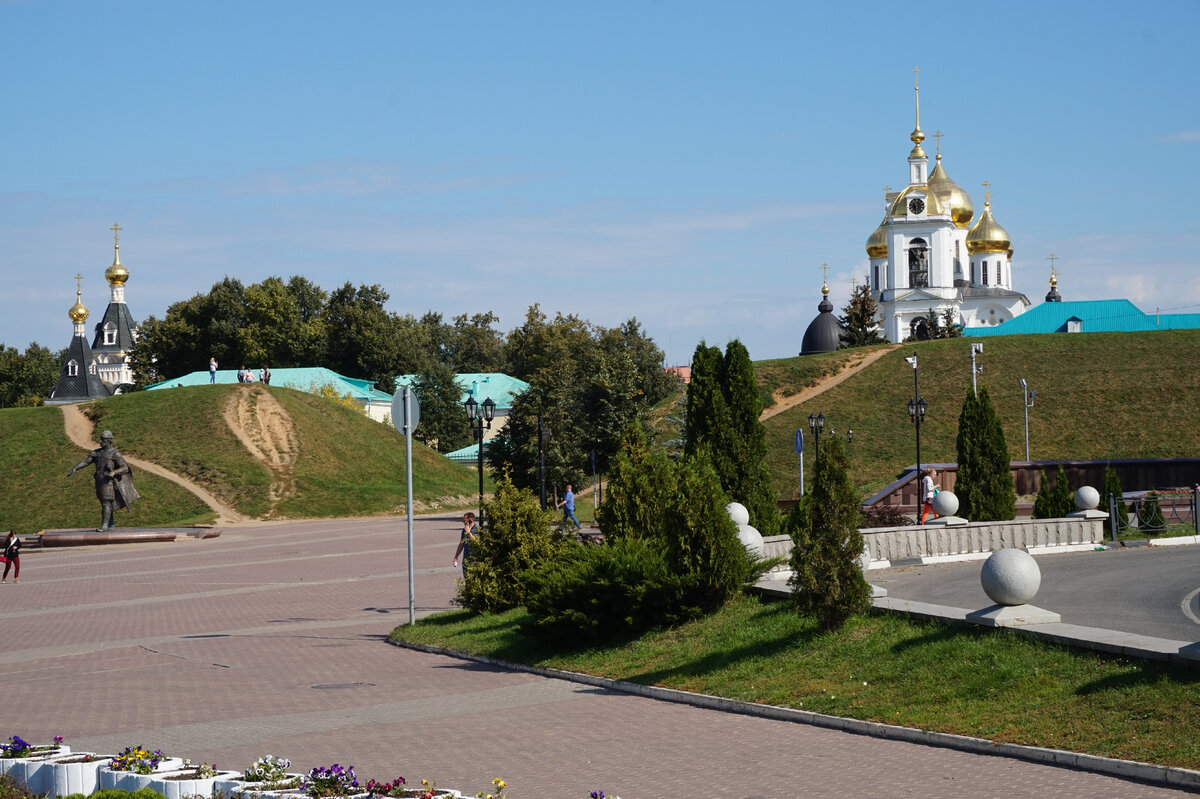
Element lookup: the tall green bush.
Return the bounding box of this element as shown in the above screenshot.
[596,421,675,543]
[788,435,870,632]
[455,477,569,612]
[955,386,1016,521]
[1033,465,1075,519]
[685,340,779,536]
[661,448,748,610]
[1102,463,1129,527]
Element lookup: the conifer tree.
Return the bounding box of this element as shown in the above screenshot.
[787,435,870,631]
[685,340,779,536]
[1033,465,1075,518]
[955,387,1016,520]
[1102,463,1129,528]
[839,278,887,348]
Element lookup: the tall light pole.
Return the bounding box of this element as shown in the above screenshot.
[969,342,983,398]
[1020,378,1036,461]
[808,412,825,470]
[905,352,926,492]
[465,395,496,526]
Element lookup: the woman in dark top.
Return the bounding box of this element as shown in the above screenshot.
[1,530,20,583]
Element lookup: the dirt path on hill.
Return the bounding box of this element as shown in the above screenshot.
[222,385,298,513]
[758,344,900,422]
[61,403,249,526]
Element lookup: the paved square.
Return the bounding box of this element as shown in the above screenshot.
[1,516,1192,797]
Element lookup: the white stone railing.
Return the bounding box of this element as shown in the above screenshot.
[761,516,1105,571]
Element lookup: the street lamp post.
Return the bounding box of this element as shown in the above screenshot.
[808,412,825,470]
[970,343,983,398]
[465,395,496,526]
[905,351,926,495]
[1020,378,1037,461]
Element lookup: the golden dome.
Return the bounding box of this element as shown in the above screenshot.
[69,289,89,323]
[888,184,946,218]
[105,242,129,286]
[927,155,975,228]
[966,201,1011,254]
[866,219,888,258]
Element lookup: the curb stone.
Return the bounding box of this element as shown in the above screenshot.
[388,639,1200,793]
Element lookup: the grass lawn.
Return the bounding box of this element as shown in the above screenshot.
[391,594,1200,769]
[760,329,1200,500]
[1,406,213,533]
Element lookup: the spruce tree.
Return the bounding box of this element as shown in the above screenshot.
[955,387,1016,521]
[838,278,887,348]
[1102,463,1129,528]
[788,435,870,632]
[685,340,779,536]
[1033,465,1074,518]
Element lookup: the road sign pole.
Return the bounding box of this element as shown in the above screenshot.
[404,387,415,626]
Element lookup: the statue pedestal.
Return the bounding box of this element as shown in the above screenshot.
[966,604,1061,627]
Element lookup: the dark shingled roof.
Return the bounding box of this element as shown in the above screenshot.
[90,300,139,354]
[48,333,112,404]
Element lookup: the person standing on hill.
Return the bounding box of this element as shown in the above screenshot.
[0,531,20,583]
[556,484,582,529]
[209,357,218,384]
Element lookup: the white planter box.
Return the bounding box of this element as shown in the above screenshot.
[214,773,307,797]
[147,768,241,799]
[1,747,71,794]
[0,745,70,773]
[42,753,112,798]
[99,757,186,792]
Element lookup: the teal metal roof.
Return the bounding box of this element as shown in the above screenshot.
[963,299,1200,337]
[393,372,529,411]
[445,441,489,463]
[147,367,392,401]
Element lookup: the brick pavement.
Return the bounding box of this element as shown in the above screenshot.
[1,515,1194,798]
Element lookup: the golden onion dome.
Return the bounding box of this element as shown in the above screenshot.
[69,290,89,323]
[105,243,129,286]
[966,201,1011,254]
[887,184,946,218]
[927,155,975,228]
[865,219,888,259]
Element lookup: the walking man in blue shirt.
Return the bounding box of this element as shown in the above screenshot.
[557,484,582,529]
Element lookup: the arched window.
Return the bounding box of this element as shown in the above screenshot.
[67,359,79,377]
[910,317,931,341]
[908,238,929,288]
[982,260,989,286]
[103,324,116,346]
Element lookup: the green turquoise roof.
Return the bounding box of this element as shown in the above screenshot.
[393,372,529,411]
[963,300,1200,337]
[146,367,392,401]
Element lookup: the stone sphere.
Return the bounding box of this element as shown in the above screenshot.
[725,502,750,526]
[736,523,764,556]
[931,490,959,517]
[980,548,1041,606]
[1075,485,1100,511]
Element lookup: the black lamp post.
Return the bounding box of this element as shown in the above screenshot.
[907,396,927,482]
[465,395,496,525]
[808,412,825,469]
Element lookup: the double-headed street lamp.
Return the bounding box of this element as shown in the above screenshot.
[808,412,825,468]
[465,395,496,526]
[1020,378,1037,461]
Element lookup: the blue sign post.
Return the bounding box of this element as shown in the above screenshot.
[795,429,804,497]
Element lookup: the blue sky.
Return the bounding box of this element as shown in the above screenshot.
[2,1,1197,367]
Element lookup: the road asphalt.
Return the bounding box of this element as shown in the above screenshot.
[2,516,1197,798]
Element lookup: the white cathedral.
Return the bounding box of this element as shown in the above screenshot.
[865,79,1030,342]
